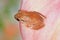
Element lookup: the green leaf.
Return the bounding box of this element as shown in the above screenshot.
[0,16,4,31]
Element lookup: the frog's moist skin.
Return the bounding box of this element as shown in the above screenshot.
[14,10,46,30]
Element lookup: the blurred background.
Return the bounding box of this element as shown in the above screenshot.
[0,0,21,40]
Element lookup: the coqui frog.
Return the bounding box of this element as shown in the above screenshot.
[14,10,46,30]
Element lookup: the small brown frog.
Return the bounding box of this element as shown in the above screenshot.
[14,10,46,30]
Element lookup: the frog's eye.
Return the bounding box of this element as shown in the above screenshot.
[14,14,20,21]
